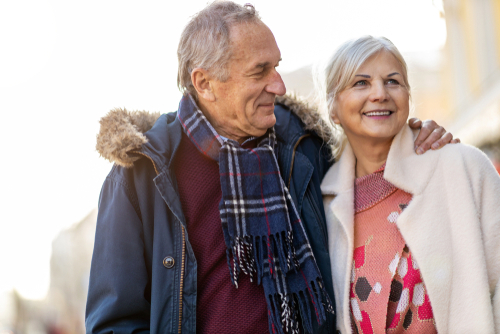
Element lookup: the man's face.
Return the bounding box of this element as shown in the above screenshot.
[206,21,286,142]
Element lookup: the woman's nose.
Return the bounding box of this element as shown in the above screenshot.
[369,81,390,102]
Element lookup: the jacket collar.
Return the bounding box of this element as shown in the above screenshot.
[95,95,333,170]
[139,114,183,174]
[321,124,440,197]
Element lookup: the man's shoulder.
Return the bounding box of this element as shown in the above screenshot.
[96,108,181,170]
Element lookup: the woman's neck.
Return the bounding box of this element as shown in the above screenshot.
[349,136,393,178]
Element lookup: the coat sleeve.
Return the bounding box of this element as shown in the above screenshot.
[85,173,151,334]
[468,148,500,332]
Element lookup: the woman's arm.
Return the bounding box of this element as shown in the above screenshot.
[466,147,500,331]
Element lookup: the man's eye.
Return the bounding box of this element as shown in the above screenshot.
[254,68,266,76]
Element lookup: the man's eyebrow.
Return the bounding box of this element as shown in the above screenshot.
[255,58,282,69]
[355,74,370,78]
[255,62,270,69]
[388,72,400,77]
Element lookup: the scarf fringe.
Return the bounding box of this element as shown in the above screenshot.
[225,233,334,332]
[265,280,333,334]
[227,232,297,287]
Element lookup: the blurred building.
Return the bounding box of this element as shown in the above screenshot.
[2,210,96,334]
[283,0,500,168]
[44,209,97,334]
[442,0,500,167]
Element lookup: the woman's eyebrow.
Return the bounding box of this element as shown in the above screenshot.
[387,72,400,77]
[355,74,370,78]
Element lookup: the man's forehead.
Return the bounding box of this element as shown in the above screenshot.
[228,21,281,67]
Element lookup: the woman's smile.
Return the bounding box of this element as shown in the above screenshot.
[363,109,394,119]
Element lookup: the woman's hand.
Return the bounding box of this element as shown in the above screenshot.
[408,118,461,155]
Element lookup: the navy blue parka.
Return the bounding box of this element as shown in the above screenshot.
[86,99,337,333]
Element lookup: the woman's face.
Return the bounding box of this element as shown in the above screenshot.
[331,50,410,145]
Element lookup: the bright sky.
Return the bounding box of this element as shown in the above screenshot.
[0,0,446,300]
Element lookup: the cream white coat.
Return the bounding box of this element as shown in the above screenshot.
[321,125,500,334]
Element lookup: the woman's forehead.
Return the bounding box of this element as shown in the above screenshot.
[356,51,404,75]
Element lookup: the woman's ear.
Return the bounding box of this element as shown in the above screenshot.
[330,103,341,125]
[191,68,215,102]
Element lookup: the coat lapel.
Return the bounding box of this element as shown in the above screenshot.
[321,141,356,241]
[384,125,439,196]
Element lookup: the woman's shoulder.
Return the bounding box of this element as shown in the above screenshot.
[436,142,494,172]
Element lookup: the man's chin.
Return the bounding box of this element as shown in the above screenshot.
[262,115,277,130]
[249,124,275,139]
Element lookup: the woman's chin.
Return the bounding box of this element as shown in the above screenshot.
[353,127,402,143]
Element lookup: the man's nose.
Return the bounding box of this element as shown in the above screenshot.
[266,70,286,96]
[369,81,390,102]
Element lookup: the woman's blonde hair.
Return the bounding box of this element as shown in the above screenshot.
[316,36,410,158]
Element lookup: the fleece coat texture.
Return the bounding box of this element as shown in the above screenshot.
[321,125,500,334]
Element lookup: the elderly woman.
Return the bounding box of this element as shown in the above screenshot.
[320,36,500,333]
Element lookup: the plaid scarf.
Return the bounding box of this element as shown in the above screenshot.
[177,95,333,334]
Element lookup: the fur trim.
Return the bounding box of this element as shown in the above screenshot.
[96,95,333,166]
[96,108,160,167]
[276,95,334,146]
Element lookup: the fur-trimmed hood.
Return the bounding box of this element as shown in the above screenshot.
[96,95,334,167]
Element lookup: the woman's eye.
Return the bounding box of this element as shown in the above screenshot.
[354,80,367,86]
[387,79,399,85]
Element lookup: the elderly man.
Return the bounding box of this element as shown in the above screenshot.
[86,2,455,333]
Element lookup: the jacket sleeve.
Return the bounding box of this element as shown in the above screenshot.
[85,172,151,333]
[469,148,500,331]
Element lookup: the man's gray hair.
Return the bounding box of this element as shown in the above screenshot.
[177,1,261,98]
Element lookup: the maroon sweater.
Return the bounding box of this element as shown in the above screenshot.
[172,132,269,334]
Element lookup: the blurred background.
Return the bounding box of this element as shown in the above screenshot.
[1,0,499,332]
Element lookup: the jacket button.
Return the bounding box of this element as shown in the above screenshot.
[163,256,175,268]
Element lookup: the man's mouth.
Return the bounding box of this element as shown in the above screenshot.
[259,102,275,110]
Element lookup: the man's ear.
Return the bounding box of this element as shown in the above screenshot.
[191,68,215,102]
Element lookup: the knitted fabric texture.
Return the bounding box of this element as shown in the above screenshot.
[177,95,333,334]
[172,131,268,333]
[351,165,436,333]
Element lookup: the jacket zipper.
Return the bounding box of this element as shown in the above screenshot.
[130,150,186,333]
[178,226,186,333]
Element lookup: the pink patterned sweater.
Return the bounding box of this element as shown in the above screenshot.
[350,165,437,334]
